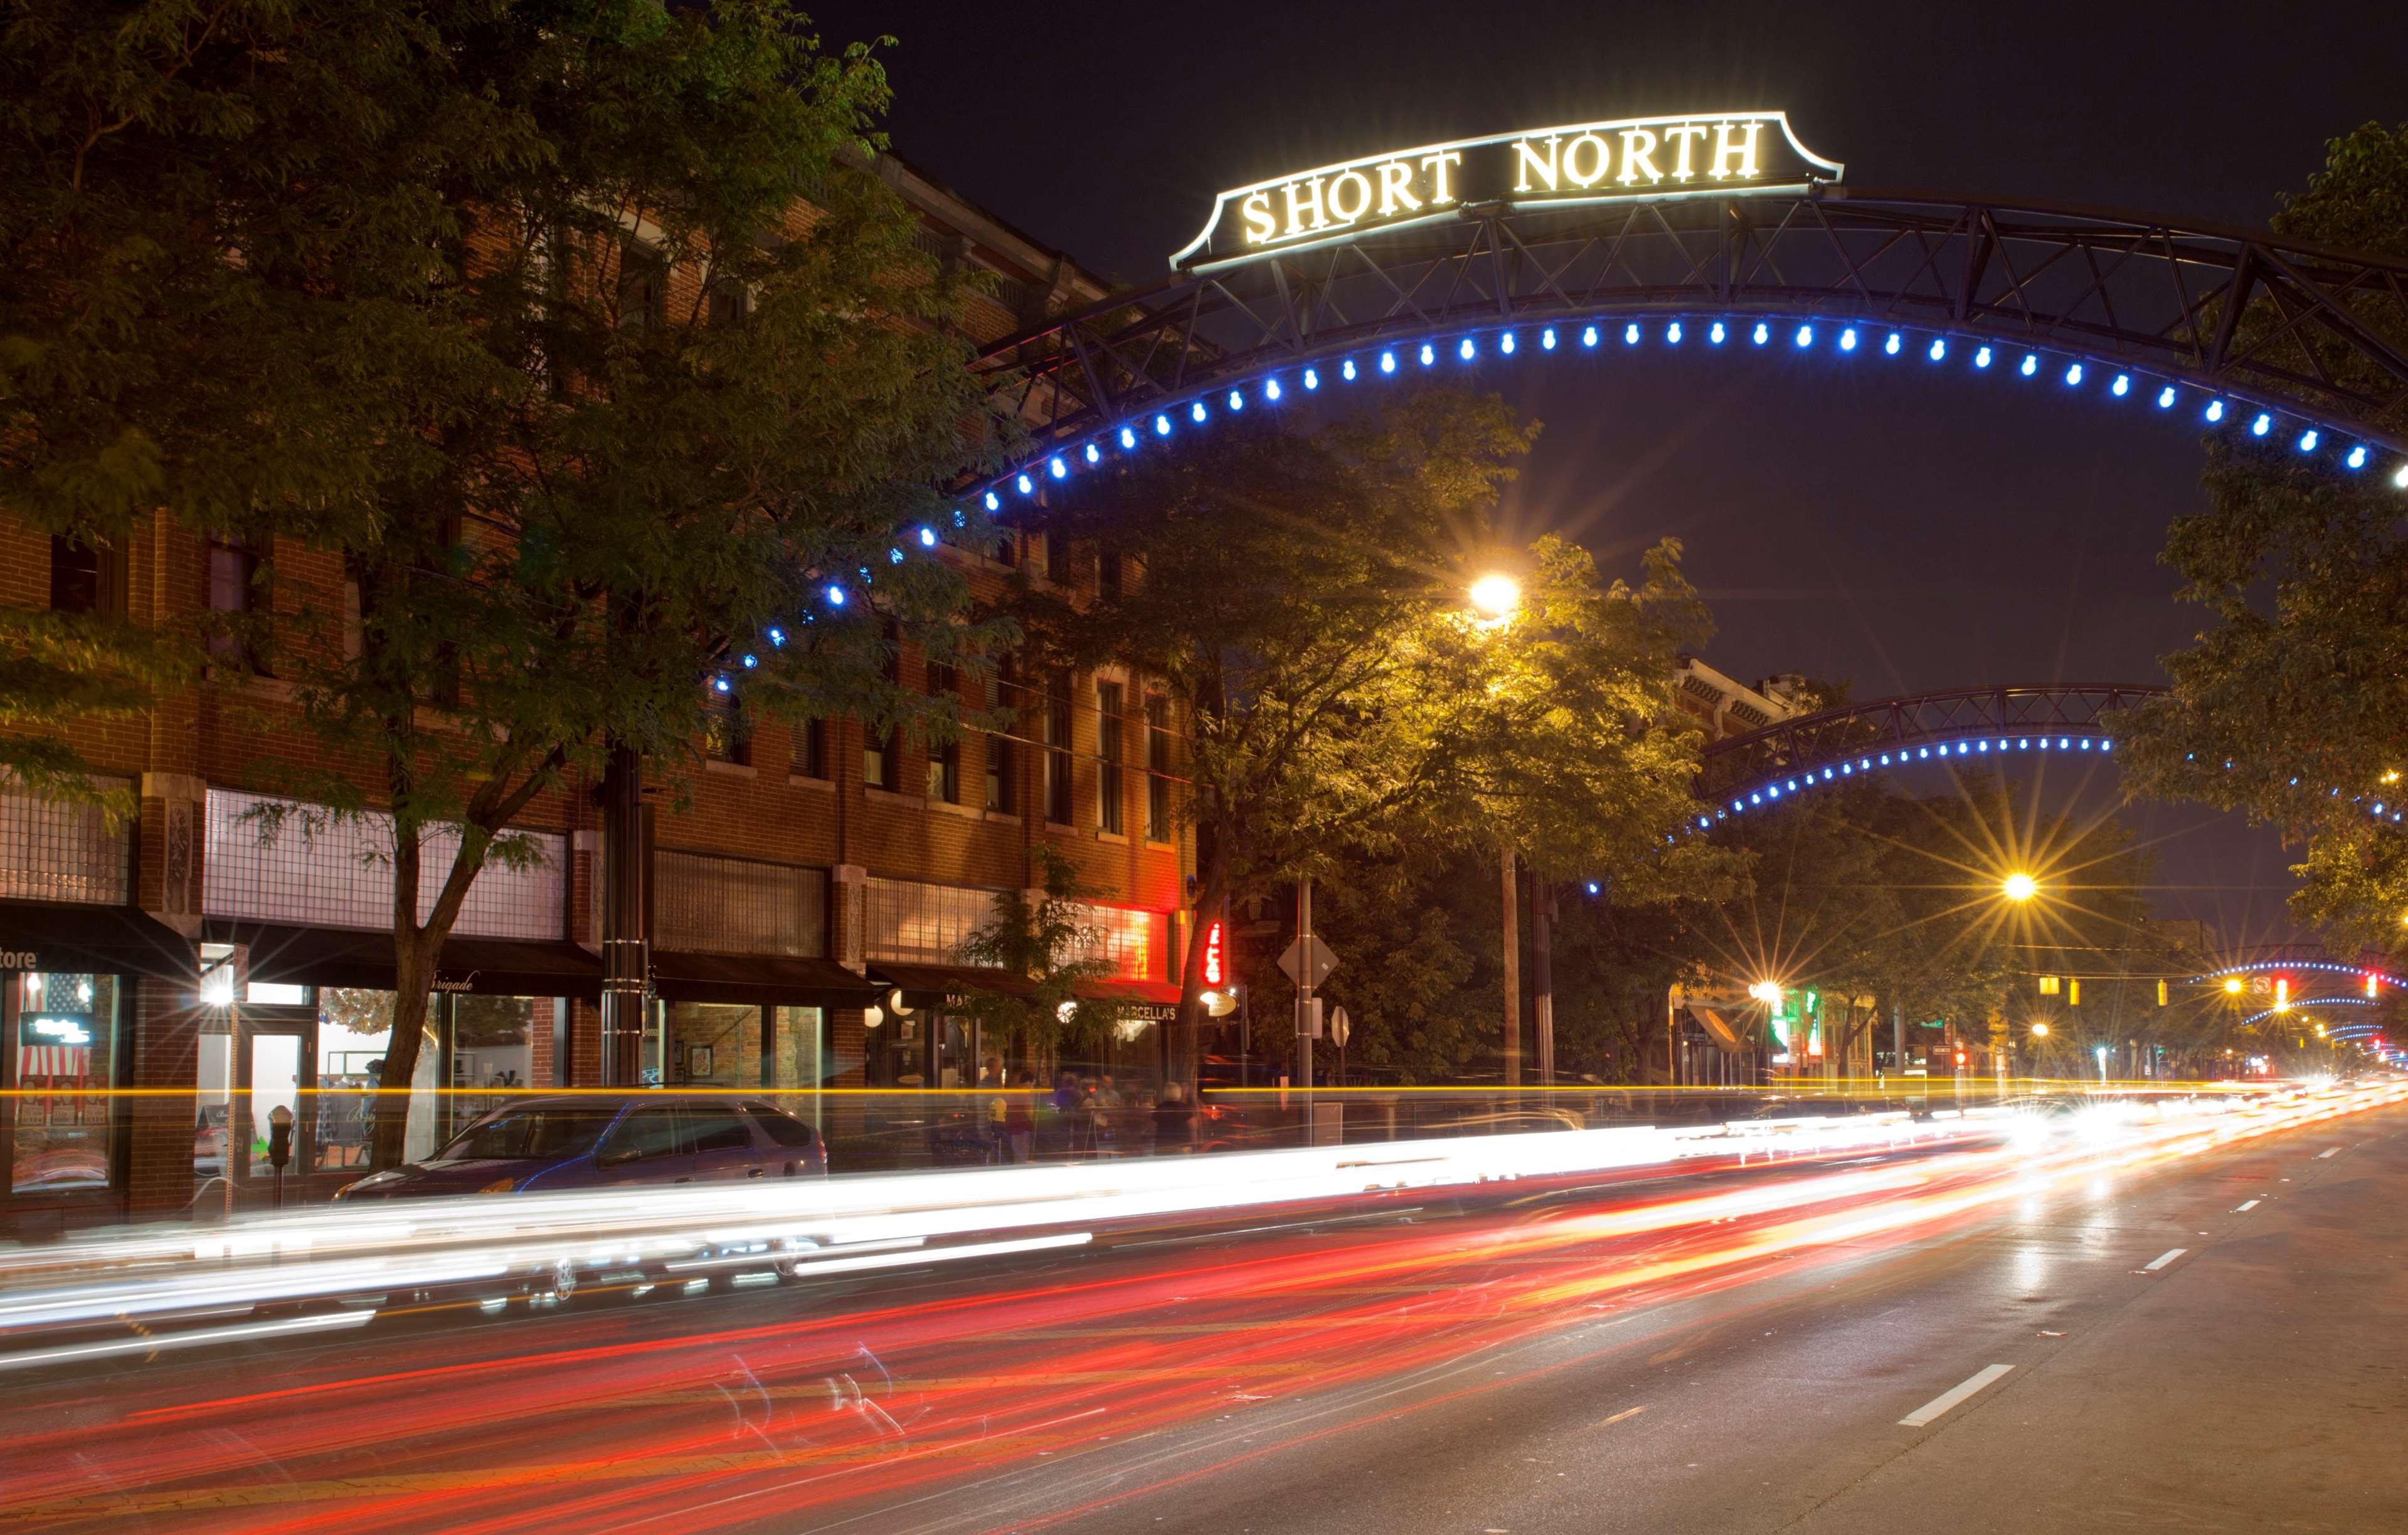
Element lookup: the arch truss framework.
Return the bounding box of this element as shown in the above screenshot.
[1695,684,2160,820]
[974,190,2408,504]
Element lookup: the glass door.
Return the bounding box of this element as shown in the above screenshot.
[233,1014,312,1185]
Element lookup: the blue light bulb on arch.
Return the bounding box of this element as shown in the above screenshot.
[963,305,2408,528]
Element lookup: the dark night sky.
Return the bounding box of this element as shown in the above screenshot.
[815,0,2408,944]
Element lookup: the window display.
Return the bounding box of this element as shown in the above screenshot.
[10,971,119,1195]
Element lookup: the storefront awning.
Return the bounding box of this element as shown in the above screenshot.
[652,950,879,1006]
[1078,978,1182,1005]
[206,920,601,1001]
[1685,1003,1748,1055]
[0,902,196,982]
[869,962,1032,1006]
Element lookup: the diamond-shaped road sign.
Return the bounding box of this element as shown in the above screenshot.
[1277,933,1339,990]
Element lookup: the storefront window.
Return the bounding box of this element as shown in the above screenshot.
[450,995,535,1131]
[314,989,438,1169]
[10,971,120,1195]
[666,1002,756,1087]
[196,1016,232,1188]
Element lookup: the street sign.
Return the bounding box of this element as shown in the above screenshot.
[1276,933,1339,989]
[1328,1006,1350,1048]
[1298,996,1323,1038]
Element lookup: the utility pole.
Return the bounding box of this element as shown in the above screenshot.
[1501,848,1521,1087]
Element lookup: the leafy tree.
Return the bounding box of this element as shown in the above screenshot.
[11,1,999,1166]
[2,0,452,807]
[1016,388,1727,1082]
[953,847,1118,1080]
[2124,122,2408,954]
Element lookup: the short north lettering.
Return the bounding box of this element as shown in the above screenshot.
[1177,112,1834,270]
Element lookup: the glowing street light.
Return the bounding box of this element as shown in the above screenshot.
[1747,980,1784,1006]
[2001,872,2039,902]
[2030,1021,2050,1038]
[2223,977,2244,994]
[1468,572,1522,619]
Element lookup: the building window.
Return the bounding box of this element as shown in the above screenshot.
[206,539,266,673]
[1146,694,1173,842]
[1068,904,1170,980]
[1100,547,1123,602]
[993,529,1018,567]
[1096,681,1125,835]
[1,776,132,904]
[863,877,1003,965]
[984,660,1017,813]
[703,683,749,765]
[341,575,364,662]
[706,277,748,325]
[49,536,123,616]
[864,727,898,793]
[1042,674,1074,825]
[926,738,959,803]
[618,245,666,329]
[791,717,827,779]
[11,971,124,1195]
[1042,530,1069,584]
[655,851,826,957]
[202,788,567,939]
[984,734,1013,811]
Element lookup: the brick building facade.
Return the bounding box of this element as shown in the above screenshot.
[1,162,1192,1235]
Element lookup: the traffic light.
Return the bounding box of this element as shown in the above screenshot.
[2157,979,2168,1007]
[1953,1048,1968,1068]
[2038,976,2060,995]
[2368,973,2381,999]
[2068,978,2081,1006]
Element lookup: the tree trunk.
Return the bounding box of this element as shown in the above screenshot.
[368,822,499,1170]
[369,828,436,1171]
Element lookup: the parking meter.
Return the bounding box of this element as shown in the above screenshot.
[268,1104,294,1208]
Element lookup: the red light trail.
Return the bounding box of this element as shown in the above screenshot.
[0,1085,2392,1534]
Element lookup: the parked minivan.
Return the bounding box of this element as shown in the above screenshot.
[333,1094,827,1201]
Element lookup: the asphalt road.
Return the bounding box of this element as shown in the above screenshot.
[3,1097,2399,1534]
[948,1100,2408,1535]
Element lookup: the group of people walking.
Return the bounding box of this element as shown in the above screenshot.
[977,1058,1195,1161]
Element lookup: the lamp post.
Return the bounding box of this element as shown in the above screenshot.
[1468,572,1526,1088]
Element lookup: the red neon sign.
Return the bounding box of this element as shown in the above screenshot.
[1202,920,1225,986]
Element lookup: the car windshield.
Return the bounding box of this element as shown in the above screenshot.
[429,1105,620,1163]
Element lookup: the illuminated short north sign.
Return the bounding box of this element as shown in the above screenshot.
[1171,112,1841,270]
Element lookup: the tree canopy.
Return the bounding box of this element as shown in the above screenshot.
[6,1,1004,1164]
[1009,387,1727,1079]
[2124,121,2408,955]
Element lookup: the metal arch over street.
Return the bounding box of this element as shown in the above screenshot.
[973,184,2408,482]
[1695,683,2163,808]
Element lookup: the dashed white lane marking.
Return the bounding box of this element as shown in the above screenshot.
[1596,1405,1648,1428]
[2235,1200,2261,1211]
[1899,1364,2013,1428]
[2317,1147,2340,1159]
[2143,1248,2187,1272]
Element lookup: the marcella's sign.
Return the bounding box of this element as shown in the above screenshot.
[1172,112,1840,270]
